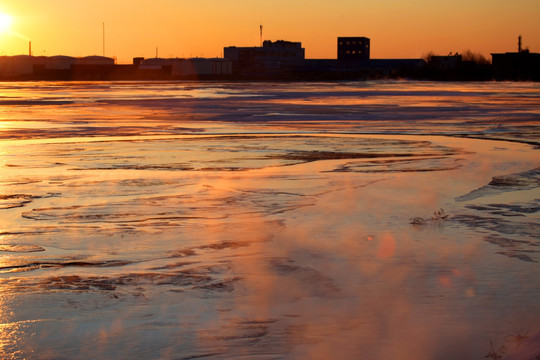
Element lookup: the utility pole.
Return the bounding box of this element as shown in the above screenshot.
[103,22,105,56]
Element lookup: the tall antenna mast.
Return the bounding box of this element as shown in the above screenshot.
[260,25,263,47]
[103,22,105,56]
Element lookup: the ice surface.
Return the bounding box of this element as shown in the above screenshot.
[0,81,539,360]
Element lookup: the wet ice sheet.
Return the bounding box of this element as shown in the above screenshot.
[0,81,539,360]
[0,81,539,142]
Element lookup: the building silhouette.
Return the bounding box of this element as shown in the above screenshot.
[427,54,462,70]
[491,50,540,81]
[490,36,540,81]
[224,40,305,75]
[338,37,370,61]
[0,54,232,80]
[0,34,538,81]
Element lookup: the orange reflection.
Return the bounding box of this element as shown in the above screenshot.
[377,233,396,259]
[0,82,538,359]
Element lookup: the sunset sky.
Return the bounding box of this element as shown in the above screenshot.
[0,0,539,63]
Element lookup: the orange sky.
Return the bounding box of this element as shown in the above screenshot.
[0,0,539,63]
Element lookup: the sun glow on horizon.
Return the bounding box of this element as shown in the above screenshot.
[0,13,13,34]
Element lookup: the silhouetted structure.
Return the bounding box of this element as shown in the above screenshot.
[296,58,425,80]
[222,37,426,79]
[490,35,540,81]
[0,55,232,80]
[422,53,493,80]
[428,54,462,70]
[0,34,538,81]
[338,37,370,61]
[224,40,305,76]
[491,50,540,81]
[138,57,232,79]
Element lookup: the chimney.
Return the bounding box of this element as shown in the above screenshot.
[518,35,522,53]
[29,41,32,56]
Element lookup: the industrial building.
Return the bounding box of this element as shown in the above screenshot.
[1,34,537,81]
[0,55,232,80]
[138,57,232,78]
[491,37,540,81]
[222,36,425,79]
[0,55,45,78]
[0,55,114,78]
[224,40,305,74]
[337,37,370,61]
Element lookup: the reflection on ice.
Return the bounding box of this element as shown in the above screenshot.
[0,81,539,359]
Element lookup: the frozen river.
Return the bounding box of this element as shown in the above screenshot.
[0,81,539,359]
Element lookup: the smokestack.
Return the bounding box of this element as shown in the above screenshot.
[518,35,522,53]
[29,41,32,56]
